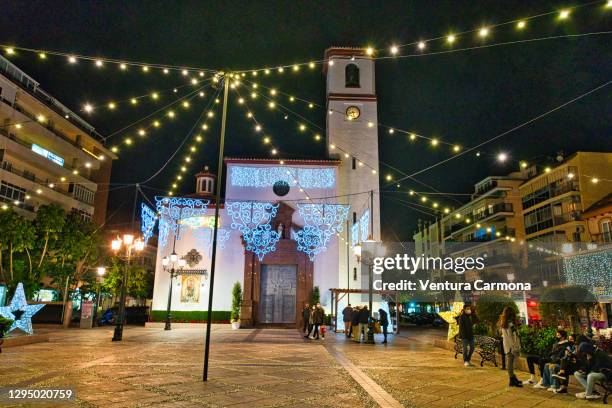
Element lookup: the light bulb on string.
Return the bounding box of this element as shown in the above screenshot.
[417,42,426,50]
[517,20,527,29]
[478,27,490,38]
[447,34,456,44]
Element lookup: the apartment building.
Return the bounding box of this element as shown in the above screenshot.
[0,55,116,224]
[519,152,612,244]
[413,172,528,283]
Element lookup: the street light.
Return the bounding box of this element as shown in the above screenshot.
[110,235,145,341]
[162,251,186,330]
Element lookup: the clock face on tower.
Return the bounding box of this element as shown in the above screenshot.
[346,106,361,120]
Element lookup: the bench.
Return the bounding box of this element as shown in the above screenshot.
[454,335,500,367]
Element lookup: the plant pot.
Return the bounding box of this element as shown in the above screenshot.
[231,321,241,330]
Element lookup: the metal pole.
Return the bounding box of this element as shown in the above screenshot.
[164,268,174,330]
[112,185,139,342]
[346,219,350,304]
[203,74,229,381]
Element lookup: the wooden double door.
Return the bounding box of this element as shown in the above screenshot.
[258,264,297,324]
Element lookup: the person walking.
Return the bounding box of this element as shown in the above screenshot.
[311,302,325,340]
[499,306,523,387]
[358,305,369,343]
[378,308,389,344]
[456,304,476,367]
[351,306,361,342]
[306,305,316,339]
[302,303,310,336]
[342,304,352,337]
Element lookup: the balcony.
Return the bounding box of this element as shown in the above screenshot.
[0,160,94,207]
[522,180,580,210]
[0,55,101,140]
[473,203,514,222]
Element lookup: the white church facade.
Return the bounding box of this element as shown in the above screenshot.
[149,47,381,327]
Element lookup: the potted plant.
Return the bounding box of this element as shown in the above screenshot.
[0,317,14,353]
[230,282,242,330]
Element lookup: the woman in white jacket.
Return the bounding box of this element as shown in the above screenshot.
[499,306,523,387]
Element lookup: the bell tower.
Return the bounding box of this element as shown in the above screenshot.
[324,47,381,293]
[195,166,216,198]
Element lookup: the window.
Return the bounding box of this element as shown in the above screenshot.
[345,64,360,88]
[602,220,612,243]
[70,184,95,205]
[71,208,92,221]
[0,181,25,203]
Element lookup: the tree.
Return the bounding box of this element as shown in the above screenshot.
[231,282,242,322]
[539,285,597,332]
[0,210,35,294]
[50,214,101,299]
[33,204,66,269]
[101,257,151,301]
[475,293,518,335]
[310,286,320,305]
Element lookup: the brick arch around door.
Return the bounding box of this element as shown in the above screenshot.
[239,202,313,328]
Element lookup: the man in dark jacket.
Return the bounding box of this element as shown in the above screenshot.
[302,303,310,337]
[342,304,352,337]
[378,308,389,344]
[351,306,361,342]
[574,342,612,400]
[312,303,325,340]
[357,306,369,343]
[456,304,476,367]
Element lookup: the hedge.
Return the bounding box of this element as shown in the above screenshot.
[151,310,231,323]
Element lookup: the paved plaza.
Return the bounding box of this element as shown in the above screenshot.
[1,326,603,407]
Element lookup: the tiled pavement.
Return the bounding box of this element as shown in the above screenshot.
[0,326,604,407]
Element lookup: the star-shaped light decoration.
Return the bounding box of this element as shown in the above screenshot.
[438,301,464,341]
[0,283,44,335]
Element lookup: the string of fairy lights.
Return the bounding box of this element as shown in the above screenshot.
[2,1,610,76]
[0,1,609,223]
[165,87,222,196]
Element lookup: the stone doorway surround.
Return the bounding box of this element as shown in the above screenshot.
[240,202,313,328]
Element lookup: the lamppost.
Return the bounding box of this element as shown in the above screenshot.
[162,251,186,330]
[111,234,145,342]
[94,266,106,327]
[353,235,383,344]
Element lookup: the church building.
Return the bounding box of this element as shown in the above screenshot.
[149,47,381,327]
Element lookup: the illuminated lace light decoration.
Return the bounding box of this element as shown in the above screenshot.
[563,250,611,299]
[0,282,44,335]
[140,203,157,244]
[230,166,335,189]
[351,222,359,247]
[226,201,280,261]
[360,209,370,241]
[193,227,231,250]
[155,196,210,249]
[294,203,350,260]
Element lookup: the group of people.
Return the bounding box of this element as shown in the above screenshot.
[342,304,389,343]
[456,304,611,400]
[302,302,326,340]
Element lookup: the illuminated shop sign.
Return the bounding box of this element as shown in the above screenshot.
[31,144,64,166]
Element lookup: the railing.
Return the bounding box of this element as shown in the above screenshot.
[522,180,580,210]
[0,159,94,206]
[472,180,499,198]
[473,203,514,222]
[0,55,103,140]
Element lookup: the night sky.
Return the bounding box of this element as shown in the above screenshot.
[1,0,610,241]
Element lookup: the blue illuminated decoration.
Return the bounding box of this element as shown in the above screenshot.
[140,203,157,244]
[155,197,210,249]
[294,203,350,260]
[0,283,44,335]
[193,227,231,250]
[230,166,335,189]
[360,210,370,241]
[351,222,359,247]
[226,201,280,260]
